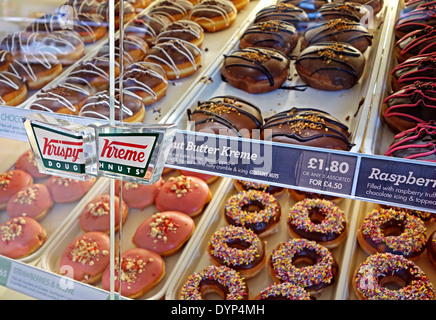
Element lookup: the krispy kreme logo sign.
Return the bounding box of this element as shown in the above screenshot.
[97,133,158,178]
[31,124,86,174]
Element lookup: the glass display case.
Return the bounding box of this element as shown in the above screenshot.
[0,0,435,301]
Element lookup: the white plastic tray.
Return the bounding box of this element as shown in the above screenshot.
[343,201,436,300]
[165,178,360,300]
[165,1,398,154]
[40,171,230,300]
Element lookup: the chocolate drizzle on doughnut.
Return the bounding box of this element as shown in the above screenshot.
[315,2,371,23]
[149,0,193,22]
[261,107,353,150]
[392,54,436,90]
[395,6,436,38]
[385,120,436,161]
[124,13,171,46]
[396,26,436,61]
[254,3,309,31]
[188,96,263,138]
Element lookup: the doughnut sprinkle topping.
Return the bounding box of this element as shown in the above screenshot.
[0,217,25,243]
[67,237,108,265]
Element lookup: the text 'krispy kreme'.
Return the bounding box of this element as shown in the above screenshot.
[42,137,83,162]
[100,139,147,163]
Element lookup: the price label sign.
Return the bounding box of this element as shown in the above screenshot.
[295,150,358,196]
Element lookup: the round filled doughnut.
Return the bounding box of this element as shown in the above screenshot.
[154,175,211,217]
[0,216,46,259]
[97,35,149,66]
[0,50,13,71]
[394,6,436,39]
[179,264,248,300]
[178,170,219,184]
[295,41,365,91]
[124,13,171,47]
[277,0,328,19]
[121,61,168,106]
[239,20,299,57]
[221,47,291,94]
[353,252,435,300]
[189,0,237,32]
[15,150,49,179]
[357,207,427,260]
[187,95,263,139]
[46,176,96,203]
[288,198,347,249]
[269,238,339,295]
[149,0,193,22]
[207,225,266,279]
[101,247,165,299]
[390,54,436,92]
[95,0,136,29]
[79,194,129,234]
[254,3,309,31]
[157,20,204,47]
[59,231,110,284]
[255,282,311,300]
[224,189,281,238]
[233,179,285,198]
[144,39,202,80]
[114,178,162,210]
[316,2,371,24]
[395,26,436,64]
[79,89,146,123]
[6,183,53,221]
[132,211,195,256]
[428,230,436,269]
[0,71,28,106]
[0,169,33,210]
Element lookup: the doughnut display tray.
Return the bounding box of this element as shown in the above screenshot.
[18,0,272,125]
[362,2,404,157]
[0,138,106,264]
[165,1,396,154]
[165,178,360,300]
[39,171,229,300]
[341,201,436,300]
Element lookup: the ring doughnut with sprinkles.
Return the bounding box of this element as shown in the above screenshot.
[288,198,347,249]
[255,282,311,300]
[268,238,339,295]
[207,225,266,279]
[357,207,427,261]
[224,189,281,238]
[179,264,248,300]
[353,252,435,300]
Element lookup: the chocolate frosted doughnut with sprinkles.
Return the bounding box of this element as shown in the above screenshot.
[255,282,311,300]
[144,39,201,80]
[254,3,309,31]
[239,20,298,56]
[224,189,281,238]
[315,2,371,24]
[288,198,347,249]
[295,41,365,91]
[261,107,353,150]
[188,0,237,32]
[179,264,248,300]
[221,47,291,94]
[353,252,435,300]
[428,230,436,269]
[357,207,428,260]
[269,238,339,295]
[59,231,110,284]
[207,225,266,279]
[233,179,285,197]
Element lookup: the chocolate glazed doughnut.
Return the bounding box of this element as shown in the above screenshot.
[239,20,299,56]
[382,81,436,133]
[277,0,329,19]
[391,54,436,92]
[395,6,436,39]
[385,120,436,161]
[261,107,353,150]
[315,2,371,24]
[395,26,436,63]
[295,42,365,91]
[254,3,309,31]
[221,47,291,94]
[187,95,263,138]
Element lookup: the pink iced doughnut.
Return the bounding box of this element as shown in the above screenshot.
[59,231,110,284]
[0,216,46,259]
[178,169,219,184]
[0,169,33,209]
[6,183,53,221]
[132,211,195,256]
[114,178,162,209]
[155,175,211,217]
[46,176,96,203]
[101,247,165,299]
[15,150,49,179]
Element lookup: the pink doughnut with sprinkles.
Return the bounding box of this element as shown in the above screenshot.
[114,179,162,210]
[353,252,435,300]
[59,231,110,284]
[224,189,281,238]
[15,150,49,179]
[269,238,339,295]
[255,282,311,300]
[233,179,285,197]
[0,169,33,210]
[288,198,347,249]
[6,183,53,221]
[357,207,427,261]
[179,264,248,300]
[46,176,96,203]
[207,225,265,279]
